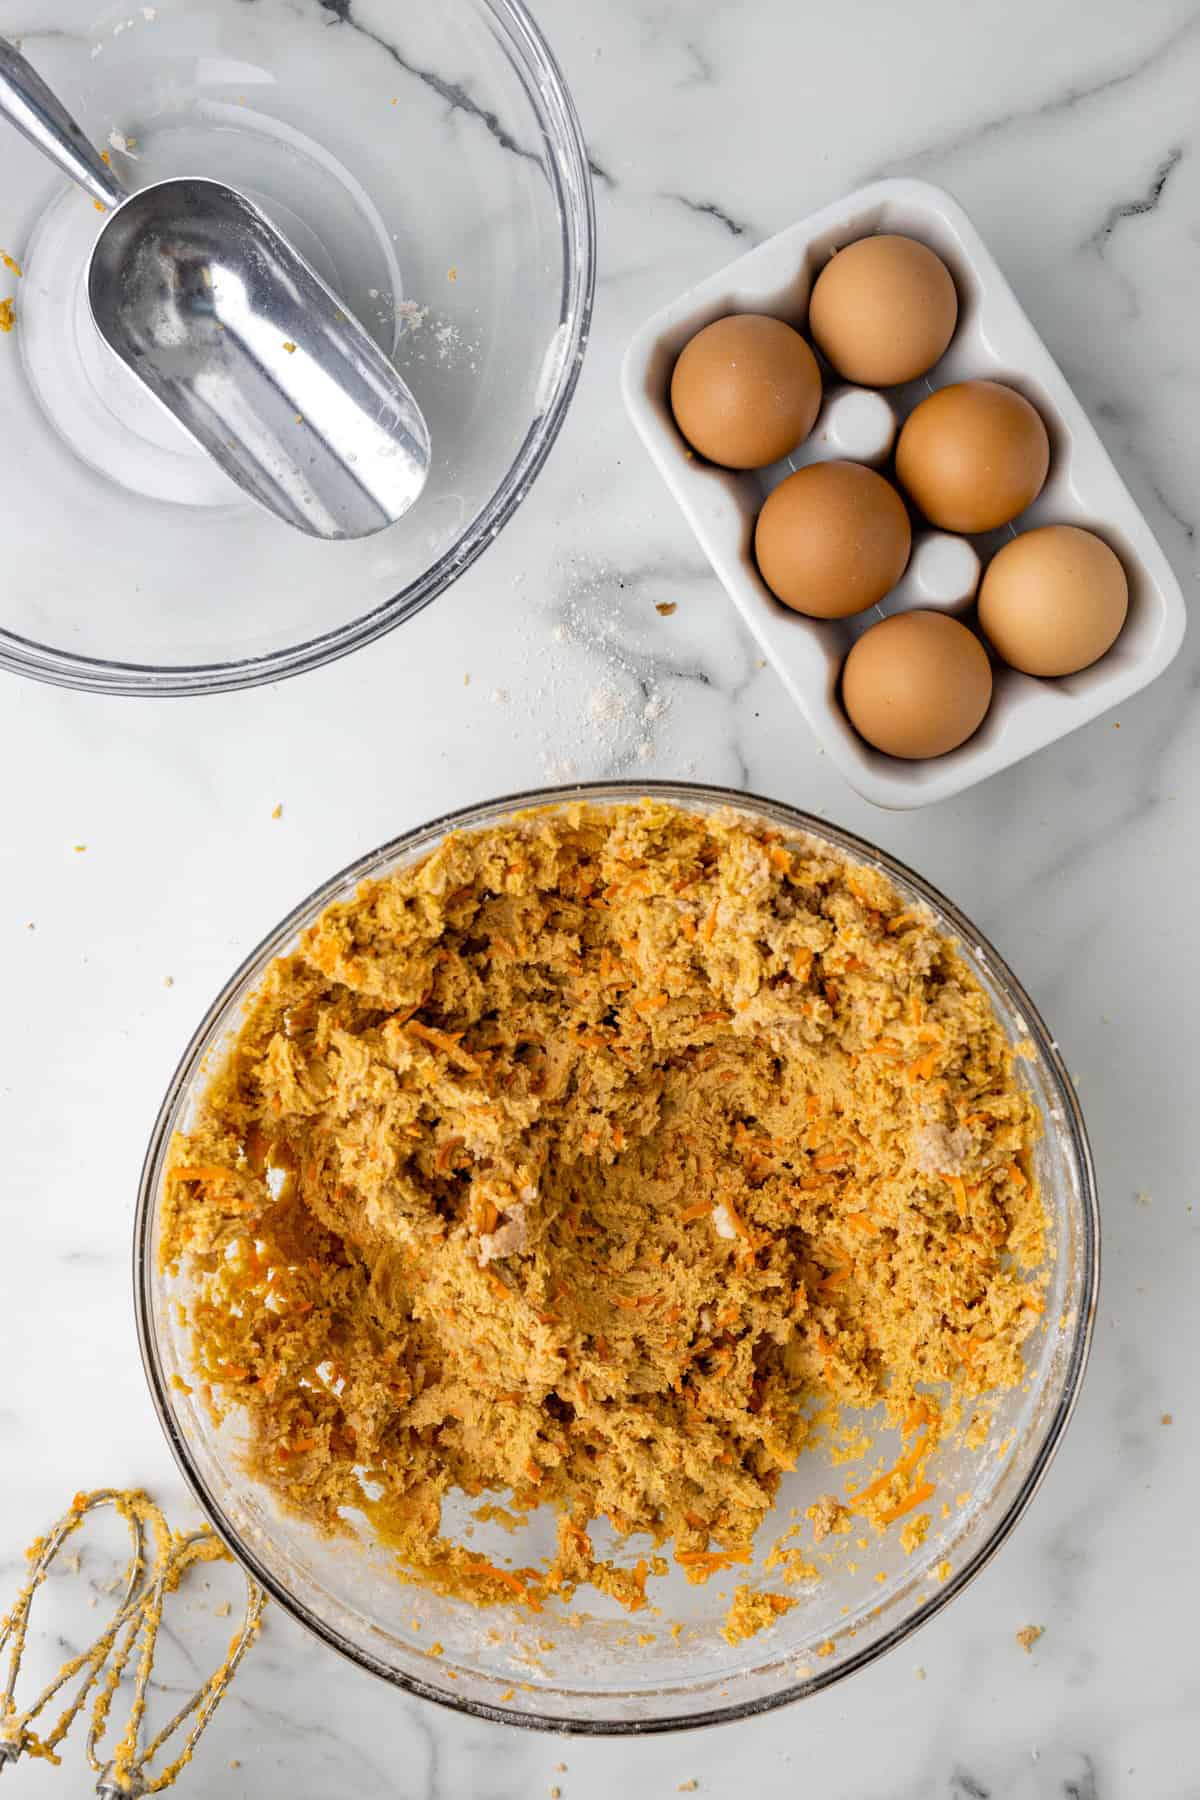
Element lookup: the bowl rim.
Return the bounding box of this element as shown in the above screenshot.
[133,779,1100,1733]
[0,0,596,698]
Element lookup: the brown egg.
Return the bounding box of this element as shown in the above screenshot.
[755,461,911,618]
[842,611,993,759]
[978,525,1129,676]
[808,234,958,387]
[670,314,822,469]
[895,380,1050,533]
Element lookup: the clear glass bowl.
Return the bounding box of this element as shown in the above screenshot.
[0,1,593,694]
[135,783,1099,1732]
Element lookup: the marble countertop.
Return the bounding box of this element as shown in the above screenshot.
[3,0,1198,1794]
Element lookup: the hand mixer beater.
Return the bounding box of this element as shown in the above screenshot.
[1,1490,265,1795]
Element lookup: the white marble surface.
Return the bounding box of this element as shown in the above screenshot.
[3,0,1199,1793]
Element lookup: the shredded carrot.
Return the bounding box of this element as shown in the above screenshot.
[290,1436,318,1453]
[887,911,922,933]
[701,901,719,943]
[902,1399,933,1435]
[813,1151,850,1171]
[877,1482,935,1525]
[768,846,791,872]
[844,1212,879,1237]
[1008,1161,1028,1188]
[435,1136,466,1173]
[852,1434,929,1507]
[943,1173,968,1218]
[404,1021,482,1074]
[171,1164,238,1186]
[906,1049,940,1082]
[675,1545,752,1572]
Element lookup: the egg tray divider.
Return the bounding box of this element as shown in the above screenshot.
[621,176,1185,810]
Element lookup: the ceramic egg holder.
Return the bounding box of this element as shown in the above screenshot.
[622,177,1186,810]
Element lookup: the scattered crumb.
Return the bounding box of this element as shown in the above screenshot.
[107,130,139,159]
[1135,1190,1153,1207]
[814,1639,836,1659]
[935,1560,951,1583]
[25,922,34,931]
[499,1686,515,1701]
[214,1600,231,1618]
[873,1571,887,1585]
[429,1640,444,1656]
[73,844,87,854]
[163,975,174,988]
[636,1632,655,1646]
[655,601,678,617]
[490,688,508,704]
[282,341,297,354]
[271,804,283,820]
[1016,1624,1043,1654]
[550,1788,561,1799]
[1,252,21,277]
[463,673,471,686]
[87,1594,97,1608]
[1162,1413,1173,1425]
[914,1665,926,1680]
[1113,722,1120,729]
[754,657,766,669]
[806,1495,851,1542]
[230,1761,240,1771]
[447,267,458,281]
[677,1782,698,1793]
[899,1513,930,1555]
[721,1586,796,1645]
[554,1764,566,1774]
[0,298,16,333]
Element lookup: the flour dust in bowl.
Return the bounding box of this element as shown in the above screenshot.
[0,0,593,693]
[137,783,1098,1732]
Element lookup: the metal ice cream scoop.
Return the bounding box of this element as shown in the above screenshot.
[0,37,431,541]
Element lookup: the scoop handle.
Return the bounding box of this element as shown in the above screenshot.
[0,37,124,210]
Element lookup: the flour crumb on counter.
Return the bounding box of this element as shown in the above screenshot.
[271,803,283,820]
[655,601,677,616]
[677,1781,698,1792]
[1161,1412,1173,1425]
[1016,1624,1044,1653]
[914,1664,927,1680]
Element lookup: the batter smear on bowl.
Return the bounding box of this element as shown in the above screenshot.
[162,801,1045,1616]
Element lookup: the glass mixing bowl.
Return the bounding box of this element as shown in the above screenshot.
[0,1,593,694]
[135,782,1098,1732]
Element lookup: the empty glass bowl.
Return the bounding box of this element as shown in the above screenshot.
[0,1,593,693]
[135,783,1098,1731]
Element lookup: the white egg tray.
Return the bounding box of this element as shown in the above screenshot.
[621,177,1186,809]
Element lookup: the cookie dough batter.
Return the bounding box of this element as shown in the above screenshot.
[162,801,1044,1612]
